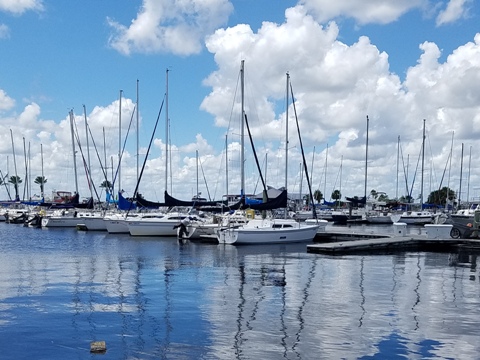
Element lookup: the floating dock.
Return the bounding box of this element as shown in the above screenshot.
[309,231,480,255]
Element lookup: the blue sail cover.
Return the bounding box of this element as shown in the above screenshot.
[245,197,263,205]
[117,191,136,210]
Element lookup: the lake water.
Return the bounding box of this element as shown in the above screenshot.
[0,222,479,359]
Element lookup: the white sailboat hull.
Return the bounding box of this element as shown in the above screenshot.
[218,219,320,245]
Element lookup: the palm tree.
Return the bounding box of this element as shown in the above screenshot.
[100,180,112,192]
[331,189,341,208]
[313,189,323,204]
[8,175,22,201]
[34,176,47,198]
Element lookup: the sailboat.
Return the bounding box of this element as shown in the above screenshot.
[217,64,322,245]
[398,120,434,225]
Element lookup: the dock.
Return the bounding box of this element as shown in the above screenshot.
[309,231,480,254]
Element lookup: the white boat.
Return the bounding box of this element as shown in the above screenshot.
[444,203,479,227]
[398,210,434,225]
[365,210,401,224]
[41,210,103,228]
[104,212,165,234]
[180,211,250,239]
[79,214,109,231]
[128,211,193,236]
[217,218,320,245]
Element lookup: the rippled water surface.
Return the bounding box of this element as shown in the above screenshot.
[0,222,479,359]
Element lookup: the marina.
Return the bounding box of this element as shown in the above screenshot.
[0,221,479,359]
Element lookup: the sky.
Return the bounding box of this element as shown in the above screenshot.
[0,0,479,205]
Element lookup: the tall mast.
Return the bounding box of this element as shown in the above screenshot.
[459,142,464,206]
[324,144,328,199]
[84,105,93,199]
[165,69,169,194]
[196,150,199,198]
[225,134,228,200]
[22,137,27,200]
[285,72,289,192]
[118,90,123,193]
[41,143,44,200]
[28,142,31,200]
[420,119,425,207]
[365,115,369,200]
[10,129,18,185]
[136,79,140,183]
[240,60,245,197]
[467,145,472,204]
[396,135,400,199]
[69,110,79,194]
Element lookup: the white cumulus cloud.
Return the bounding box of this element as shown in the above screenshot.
[436,0,472,26]
[0,0,43,15]
[0,89,15,111]
[107,0,233,56]
[299,0,425,24]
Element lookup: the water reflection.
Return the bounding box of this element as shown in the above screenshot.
[0,224,479,359]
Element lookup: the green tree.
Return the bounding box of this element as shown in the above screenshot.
[100,180,112,192]
[34,176,47,197]
[378,193,389,202]
[331,189,341,208]
[427,187,455,206]
[313,189,323,204]
[370,189,378,199]
[8,175,22,201]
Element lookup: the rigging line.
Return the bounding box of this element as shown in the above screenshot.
[244,113,268,198]
[0,170,12,200]
[111,104,137,191]
[290,82,317,219]
[72,118,102,203]
[408,146,422,199]
[252,153,268,195]
[126,95,165,217]
[399,142,410,198]
[86,121,111,189]
[198,155,212,201]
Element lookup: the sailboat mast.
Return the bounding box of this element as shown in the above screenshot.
[196,150,199,198]
[396,135,400,199]
[467,145,472,204]
[41,143,44,200]
[421,119,425,207]
[28,142,31,200]
[136,79,140,183]
[84,105,93,199]
[285,72,289,192]
[10,129,18,184]
[165,69,169,194]
[69,110,79,194]
[22,137,27,200]
[240,60,245,197]
[118,90,123,193]
[324,144,328,200]
[225,134,229,201]
[459,142,464,206]
[364,115,369,200]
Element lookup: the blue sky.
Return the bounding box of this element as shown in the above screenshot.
[1,0,479,204]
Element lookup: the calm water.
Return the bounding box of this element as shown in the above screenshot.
[0,222,479,360]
